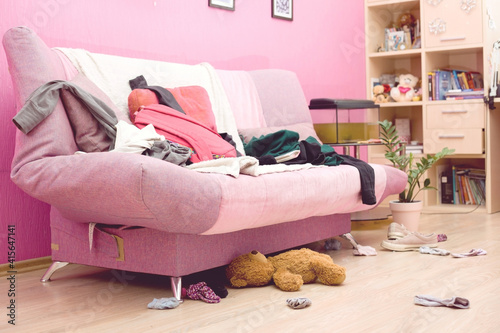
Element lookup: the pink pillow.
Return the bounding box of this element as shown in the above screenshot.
[60,73,124,152]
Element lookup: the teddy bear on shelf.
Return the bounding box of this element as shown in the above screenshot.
[390,74,419,102]
[225,248,346,292]
[373,84,390,104]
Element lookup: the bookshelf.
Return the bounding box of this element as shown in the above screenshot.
[364,0,500,213]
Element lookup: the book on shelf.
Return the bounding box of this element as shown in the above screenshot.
[445,88,485,100]
[452,165,486,206]
[440,170,454,204]
[428,69,484,100]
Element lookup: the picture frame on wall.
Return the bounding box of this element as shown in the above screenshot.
[208,0,235,11]
[272,0,293,21]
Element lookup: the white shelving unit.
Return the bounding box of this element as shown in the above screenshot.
[364,0,500,213]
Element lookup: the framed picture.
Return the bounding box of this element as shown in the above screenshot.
[272,0,293,21]
[209,0,234,11]
[387,31,406,51]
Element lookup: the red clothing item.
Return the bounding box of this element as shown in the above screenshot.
[134,104,236,163]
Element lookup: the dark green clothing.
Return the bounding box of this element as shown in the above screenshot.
[243,130,343,166]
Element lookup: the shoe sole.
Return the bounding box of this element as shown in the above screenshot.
[380,240,439,252]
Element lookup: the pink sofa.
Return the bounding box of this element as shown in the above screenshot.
[3,27,406,300]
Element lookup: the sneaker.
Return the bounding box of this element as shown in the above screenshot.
[381,232,438,252]
[387,222,411,240]
[387,222,435,239]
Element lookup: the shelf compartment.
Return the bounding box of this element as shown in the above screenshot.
[365,1,420,55]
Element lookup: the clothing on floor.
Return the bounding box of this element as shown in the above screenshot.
[147,297,180,309]
[419,246,450,256]
[451,248,487,258]
[414,295,470,309]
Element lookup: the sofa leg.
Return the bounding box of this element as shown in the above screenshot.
[340,233,359,249]
[170,276,184,303]
[40,261,70,283]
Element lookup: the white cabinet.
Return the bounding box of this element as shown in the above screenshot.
[422,0,483,48]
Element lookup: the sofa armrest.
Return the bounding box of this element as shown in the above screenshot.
[11,152,223,234]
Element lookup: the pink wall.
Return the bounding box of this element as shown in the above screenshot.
[0,0,366,264]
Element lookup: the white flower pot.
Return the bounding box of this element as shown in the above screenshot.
[389,200,423,232]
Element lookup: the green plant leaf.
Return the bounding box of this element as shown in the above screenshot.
[378,120,456,202]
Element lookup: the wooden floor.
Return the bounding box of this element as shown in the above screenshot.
[2,210,499,333]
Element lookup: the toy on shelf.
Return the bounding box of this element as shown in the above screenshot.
[390,74,419,102]
[373,84,390,103]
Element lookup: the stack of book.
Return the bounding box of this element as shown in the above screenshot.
[405,144,423,154]
[452,166,486,205]
[428,69,484,101]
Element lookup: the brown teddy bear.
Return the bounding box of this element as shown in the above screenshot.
[225,248,346,292]
[373,85,390,103]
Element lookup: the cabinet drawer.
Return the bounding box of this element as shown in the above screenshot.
[423,0,482,48]
[426,103,485,129]
[425,128,483,154]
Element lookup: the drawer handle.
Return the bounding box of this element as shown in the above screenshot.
[438,134,465,139]
[440,36,466,42]
[441,110,467,114]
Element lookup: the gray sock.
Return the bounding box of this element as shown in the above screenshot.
[148,297,180,309]
[414,295,469,309]
[419,246,450,256]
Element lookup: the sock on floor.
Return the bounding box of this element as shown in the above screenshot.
[184,282,221,303]
[286,297,312,309]
[451,248,487,258]
[147,297,180,309]
[414,295,469,309]
[353,244,377,256]
[419,246,450,256]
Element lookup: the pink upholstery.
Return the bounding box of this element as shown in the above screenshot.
[50,209,352,277]
[216,69,266,129]
[3,26,407,279]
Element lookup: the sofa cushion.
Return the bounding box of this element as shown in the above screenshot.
[249,69,313,127]
[216,69,266,129]
[60,73,124,152]
[239,122,322,144]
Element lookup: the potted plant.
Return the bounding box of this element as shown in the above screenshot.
[378,119,455,231]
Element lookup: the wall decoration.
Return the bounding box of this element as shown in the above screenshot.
[209,0,234,11]
[272,0,293,21]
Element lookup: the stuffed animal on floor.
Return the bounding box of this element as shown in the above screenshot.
[225,248,346,292]
[390,74,419,102]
